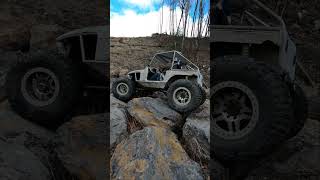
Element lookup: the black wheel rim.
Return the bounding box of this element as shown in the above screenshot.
[116,83,129,95]
[211,81,259,139]
[21,67,60,107]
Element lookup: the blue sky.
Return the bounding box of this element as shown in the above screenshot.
[111,0,162,15]
[110,0,209,37]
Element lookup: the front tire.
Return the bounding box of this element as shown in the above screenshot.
[5,51,82,126]
[112,77,135,102]
[167,79,202,113]
[288,84,308,137]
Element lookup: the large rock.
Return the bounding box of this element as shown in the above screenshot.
[0,101,55,141]
[0,139,50,180]
[54,113,107,180]
[128,97,183,129]
[110,94,127,108]
[0,101,77,179]
[245,119,320,179]
[183,100,210,162]
[111,127,204,180]
[110,107,128,150]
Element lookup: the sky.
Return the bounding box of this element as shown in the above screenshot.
[110,0,209,37]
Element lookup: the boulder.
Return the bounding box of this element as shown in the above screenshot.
[0,139,50,180]
[150,91,167,100]
[244,119,320,179]
[54,113,107,180]
[111,127,204,180]
[183,100,210,162]
[0,101,55,141]
[127,97,183,129]
[110,94,127,108]
[110,107,128,150]
[0,101,76,179]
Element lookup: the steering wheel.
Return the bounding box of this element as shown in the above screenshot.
[149,67,157,73]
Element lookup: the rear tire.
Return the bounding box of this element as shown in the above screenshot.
[5,51,82,126]
[112,77,135,102]
[211,59,293,161]
[167,79,202,113]
[288,84,308,137]
[198,85,207,105]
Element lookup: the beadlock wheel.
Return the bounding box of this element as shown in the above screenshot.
[212,81,259,140]
[116,82,129,96]
[21,67,60,107]
[173,87,192,106]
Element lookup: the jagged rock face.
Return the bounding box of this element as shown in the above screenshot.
[110,107,128,150]
[0,139,50,180]
[111,127,204,180]
[244,118,320,179]
[183,100,210,162]
[54,114,107,180]
[127,97,183,129]
[110,94,127,108]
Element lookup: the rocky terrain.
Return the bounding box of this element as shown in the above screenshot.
[0,0,319,179]
[109,90,319,180]
[110,93,210,179]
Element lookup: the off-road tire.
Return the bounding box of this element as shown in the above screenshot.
[198,85,207,105]
[112,77,135,102]
[5,51,82,126]
[167,79,202,113]
[211,59,293,161]
[288,84,308,137]
[309,96,320,120]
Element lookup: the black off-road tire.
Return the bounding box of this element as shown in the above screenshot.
[167,79,202,113]
[309,96,320,120]
[211,59,293,161]
[5,51,82,126]
[112,77,135,102]
[288,84,308,137]
[199,85,207,105]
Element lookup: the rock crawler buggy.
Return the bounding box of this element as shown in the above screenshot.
[211,0,308,161]
[5,26,108,124]
[112,51,206,113]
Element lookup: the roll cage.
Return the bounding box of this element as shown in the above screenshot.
[149,51,199,71]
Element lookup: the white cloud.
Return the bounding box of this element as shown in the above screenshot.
[123,0,161,9]
[111,6,209,37]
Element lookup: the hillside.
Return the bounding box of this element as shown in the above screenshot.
[111,36,210,83]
